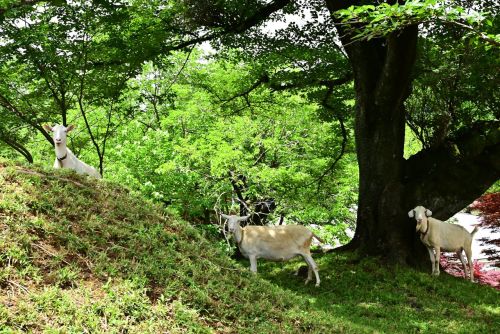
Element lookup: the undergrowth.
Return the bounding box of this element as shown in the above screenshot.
[0,158,499,333]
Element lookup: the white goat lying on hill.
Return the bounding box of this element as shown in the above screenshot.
[43,124,101,179]
[408,206,478,282]
[221,213,323,287]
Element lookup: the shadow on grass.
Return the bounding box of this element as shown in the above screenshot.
[245,251,500,333]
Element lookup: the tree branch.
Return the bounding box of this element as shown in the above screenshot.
[230,0,292,33]
[374,25,418,110]
[0,92,53,145]
[221,74,270,104]
[164,33,219,53]
[77,33,104,175]
[217,71,353,106]
[0,135,33,163]
[442,19,500,48]
[166,0,292,54]
[306,83,349,190]
[269,74,353,92]
[228,170,249,216]
[403,120,500,219]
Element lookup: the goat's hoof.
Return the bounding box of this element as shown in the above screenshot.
[304,279,310,285]
[315,283,320,287]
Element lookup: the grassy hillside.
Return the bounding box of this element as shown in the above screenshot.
[0,159,499,333]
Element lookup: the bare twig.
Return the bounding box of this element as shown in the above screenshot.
[7,280,29,294]
[305,84,349,190]
[32,243,71,265]
[163,45,195,93]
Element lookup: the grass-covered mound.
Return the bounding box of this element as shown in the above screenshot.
[0,159,499,333]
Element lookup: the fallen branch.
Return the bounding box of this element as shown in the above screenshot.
[7,279,29,294]
[32,243,71,265]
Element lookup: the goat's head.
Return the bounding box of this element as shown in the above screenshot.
[43,124,74,146]
[408,206,432,232]
[221,213,250,233]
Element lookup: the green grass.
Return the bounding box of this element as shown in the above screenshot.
[0,158,499,333]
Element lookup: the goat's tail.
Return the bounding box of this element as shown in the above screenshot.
[312,233,325,244]
[470,226,479,237]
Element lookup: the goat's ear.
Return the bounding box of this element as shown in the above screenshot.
[42,124,53,132]
[425,209,432,217]
[238,215,250,222]
[408,210,415,218]
[220,213,230,220]
[66,124,75,132]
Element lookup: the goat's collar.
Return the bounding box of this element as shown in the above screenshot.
[57,153,68,161]
[419,223,430,237]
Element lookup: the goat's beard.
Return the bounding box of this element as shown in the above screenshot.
[416,221,428,233]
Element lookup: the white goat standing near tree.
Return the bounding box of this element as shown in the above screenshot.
[221,213,323,287]
[408,205,478,282]
[43,124,101,179]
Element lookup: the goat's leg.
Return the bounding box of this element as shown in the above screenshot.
[457,250,468,280]
[426,247,436,275]
[293,265,311,280]
[249,254,258,273]
[299,254,311,284]
[302,265,312,285]
[434,247,441,276]
[465,247,474,282]
[302,254,320,287]
[300,254,311,285]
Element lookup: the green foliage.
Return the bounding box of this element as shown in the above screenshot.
[97,53,358,227]
[0,161,498,332]
[486,180,500,194]
[404,126,423,159]
[335,0,499,47]
[405,12,499,149]
[0,0,188,169]
[0,0,497,276]
[0,0,358,228]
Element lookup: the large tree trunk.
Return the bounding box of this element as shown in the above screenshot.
[326,0,500,266]
[345,27,423,264]
[324,0,423,263]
